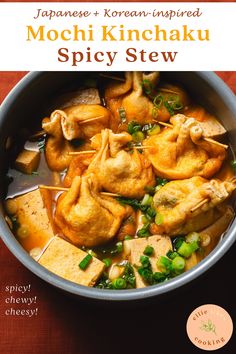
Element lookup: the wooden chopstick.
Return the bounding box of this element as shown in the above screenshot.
[154,120,228,149]
[78,116,104,125]
[190,199,209,213]
[39,185,120,197]
[68,150,96,156]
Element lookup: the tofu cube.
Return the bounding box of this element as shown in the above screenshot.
[15,149,40,174]
[13,188,54,252]
[38,236,105,287]
[124,235,172,288]
[199,116,226,139]
[58,88,101,109]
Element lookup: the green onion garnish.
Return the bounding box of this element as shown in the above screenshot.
[103,258,112,268]
[155,212,164,225]
[132,131,145,143]
[137,223,150,237]
[152,107,158,118]
[124,235,132,241]
[156,177,169,186]
[173,236,185,250]
[172,256,185,272]
[112,278,127,289]
[166,250,179,260]
[141,79,153,95]
[127,121,142,134]
[118,107,127,123]
[141,194,153,206]
[140,255,151,268]
[144,245,154,256]
[147,124,160,136]
[231,160,236,171]
[79,254,92,270]
[185,232,199,244]
[177,241,199,258]
[116,241,123,253]
[157,256,173,272]
[38,139,46,152]
[153,94,163,109]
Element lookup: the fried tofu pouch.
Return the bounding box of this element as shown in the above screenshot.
[152,176,236,236]
[105,72,160,131]
[55,174,126,247]
[42,105,110,171]
[87,129,155,198]
[144,114,226,180]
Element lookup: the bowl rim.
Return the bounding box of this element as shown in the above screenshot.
[1,71,236,301]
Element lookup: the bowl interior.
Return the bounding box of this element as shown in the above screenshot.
[1,71,236,301]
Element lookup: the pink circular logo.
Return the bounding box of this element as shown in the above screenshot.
[186,304,233,351]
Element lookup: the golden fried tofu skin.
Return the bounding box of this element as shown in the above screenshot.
[105,72,160,131]
[54,174,126,247]
[59,104,110,140]
[42,110,92,171]
[88,129,155,198]
[152,176,236,236]
[63,153,94,188]
[144,114,226,179]
[42,113,75,171]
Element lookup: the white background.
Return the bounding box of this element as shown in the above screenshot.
[0,2,235,71]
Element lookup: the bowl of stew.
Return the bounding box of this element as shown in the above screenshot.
[1,71,236,302]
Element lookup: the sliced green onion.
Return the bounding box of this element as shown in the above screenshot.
[138,267,153,284]
[141,79,153,95]
[156,177,169,186]
[152,107,158,118]
[144,185,156,195]
[155,212,164,225]
[142,123,153,132]
[116,241,123,253]
[137,223,150,237]
[124,235,132,241]
[186,232,200,244]
[147,124,161,136]
[164,101,174,116]
[172,256,185,272]
[177,241,199,258]
[103,258,112,268]
[79,254,92,270]
[132,131,145,143]
[153,272,167,283]
[87,249,98,257]
[173,101,183,110]
[141,194,153,206]
[163,95,183,116]
[146,207,156,219]
[112,278,127,289]
[118,107,126,123]
[153,94,163,109]
[140,255,151,268]
[127,121,142,134]
[144,245,154,256]
[166,250,179,260]
[141,215,149,224]
[157,256,172,272]
[38,139,46,152]
[173,237,185,250]
[231,160,236,171]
